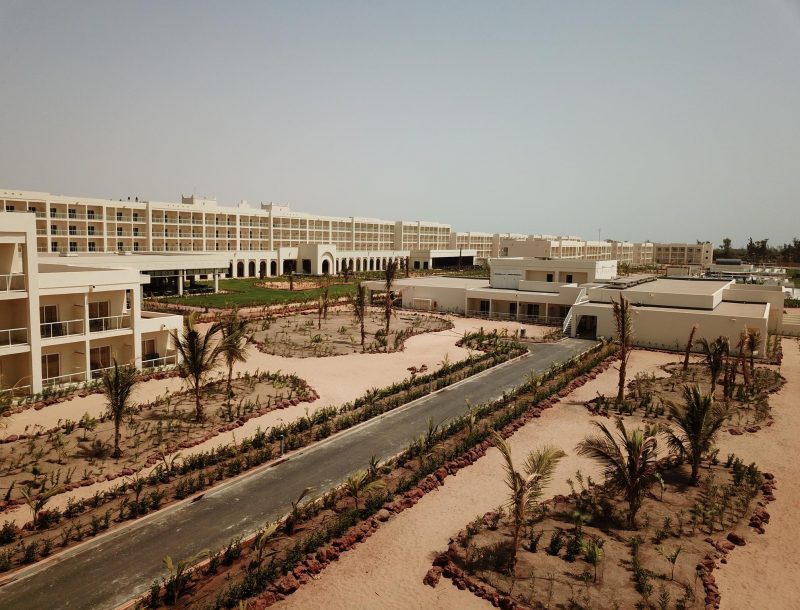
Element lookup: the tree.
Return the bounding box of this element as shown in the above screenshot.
[20,482,61,529]
[665,385,728,485]
[745,328,762,377]
[492,430,565,568]
[220,309,248,418]
[172,315,223,421]
[720,238,732,258]
[101,359,137,458]
[576,419,660,529]
[350,282,368,349]
[582,537,604,583]
[344,470,385,512]
[383,260,398,336]
[682,325,698,372]
[612,295,634,405]
[695,337,729,395]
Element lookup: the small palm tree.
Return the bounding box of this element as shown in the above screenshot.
[101,359,137,458]
[695,336,729,395]
[665,385,729,485]
[344,469,385,512]
[576,419,659,529]
[20,482,61,529]
[220,309,248,417]
[612,295,634,405]
[350,282,368,349]
[383,260,398,336]
[682,324,698,372]
[172,315,222,421]
[492,430,565,568]
[745,328,761,376]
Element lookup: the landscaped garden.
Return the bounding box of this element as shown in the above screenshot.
[247,307,452,357]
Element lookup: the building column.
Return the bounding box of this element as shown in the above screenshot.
[131,285,142,367]
[178,274,184,296]
[83,292,91,383]
[213,273,219,293]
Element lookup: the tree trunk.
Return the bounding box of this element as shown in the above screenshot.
[360,317,365,349]
[195,383,203,421]
[113,419,121,459]
[616,347,627,405]
[690,457,700,486]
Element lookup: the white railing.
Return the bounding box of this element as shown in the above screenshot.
[40,319,84,338]
[0,384,32,398]
[562,308,573,335]
[0,327,28,347]
[43,371,87,388]
[0,274,26,292]
[90,365,114,380]
[142,353,178,370]
[465,309,564,327]
[89,314,131,333]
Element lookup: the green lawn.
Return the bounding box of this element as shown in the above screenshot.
[164,278,357,309]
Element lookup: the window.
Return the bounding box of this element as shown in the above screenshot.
[5,205,14,212]
[116,211,123,221]
[132,212,139,222]
[68,209,77,219]
[88,242,96,252]
[509,302,517,316]
[117,241,124,251]
[88,301,110,332]
[566,274,573,283]
[50,207,57,217]
[41,353,60,380]
[50,242,58,252]
[133,227,139,236]
[527,304,540,318]
[479,300,490,314]
[69,242,77,252]
[546,273,554,282]
[133,242,140,252]
[142,338,157,361]
[88,226,95,235]
[117,227,123,236]
[51,224,57,234]
[87,210,95,219]
[69,225,77,235]
[90,346,111,376]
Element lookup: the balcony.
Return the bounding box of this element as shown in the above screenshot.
[40,319,85,339]
[142,352,178,370]
[43,371,88,388]
[0,327,28,348]
[89,315,131,333]
[0,274,26,293]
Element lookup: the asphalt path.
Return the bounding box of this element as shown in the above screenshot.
[0,338,597,610]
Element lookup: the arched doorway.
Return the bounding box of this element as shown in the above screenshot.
[259,261,267,278]
[236,261,245,277]
[248,261,256,277]
[369,259,374,271]
[270,261,278,276]
[321,259,330,275]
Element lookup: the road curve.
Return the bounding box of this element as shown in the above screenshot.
[0,338,597,610]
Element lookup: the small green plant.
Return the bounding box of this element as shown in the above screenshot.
[547,530,565,556]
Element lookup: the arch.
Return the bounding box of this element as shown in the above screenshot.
[259,261,267,278]
[270,260,278,276]
[228,263,234,278]
[356,259,362,272]
[321,259,330,275]
[368,258,374,271]
[248,261,256,277]
[236,261,245,277]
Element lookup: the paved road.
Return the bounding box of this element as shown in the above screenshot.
[0,338,597,610]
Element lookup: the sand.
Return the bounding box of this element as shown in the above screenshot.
[275,350,675,610]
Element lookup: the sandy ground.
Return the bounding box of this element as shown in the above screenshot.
[1,316,548,522]
[714,338,800,610]
[276,350,675,610]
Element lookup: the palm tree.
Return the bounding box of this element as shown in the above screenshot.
[745,328,761,377]
[682,324,698,372]
[492,431,565,567]
[350,282,368,349]
[576,419,659,529]
[695,336,729,395]
[220,309,248,418]
[101,359,137,458]
[383,260,398,336]
[172,315,222,421]
[612,295,634,405]
[665,385,729,485]
[344,469,385,512]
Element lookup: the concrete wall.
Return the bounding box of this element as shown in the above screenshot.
[722,284,784,333]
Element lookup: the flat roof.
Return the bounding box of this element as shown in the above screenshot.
[619,278,730,296]
[576,300,767,318]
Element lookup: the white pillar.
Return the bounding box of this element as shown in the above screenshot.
[213,273,219,293]
[131,285,142,367]
[178,274,184,296]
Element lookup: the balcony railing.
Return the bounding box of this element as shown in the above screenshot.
[0,274,26,293]
[41,319,84,339]
[43,371,87,388]
[89,315,131,333]
[465,309,565,327]
[142,353,178,370]
[0,327,28,347]
[90,365,114,380]
[0,384,32,398]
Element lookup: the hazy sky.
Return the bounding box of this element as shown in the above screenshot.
[1,1,798,246]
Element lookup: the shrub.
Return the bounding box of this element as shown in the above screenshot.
[547,530,565,556]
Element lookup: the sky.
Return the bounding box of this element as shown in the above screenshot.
[1,1,798,246]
